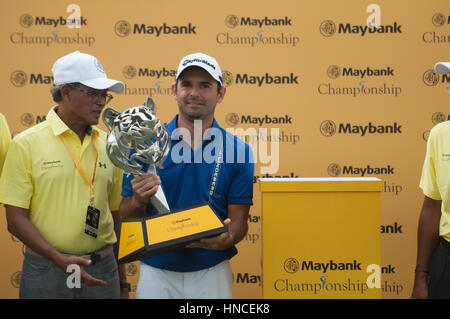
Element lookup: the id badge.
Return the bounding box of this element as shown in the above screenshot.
[85,205,100,238]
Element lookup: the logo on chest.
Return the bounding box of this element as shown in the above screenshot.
[41,160,64,170]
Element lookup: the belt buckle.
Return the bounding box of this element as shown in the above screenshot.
[90,252,101,265]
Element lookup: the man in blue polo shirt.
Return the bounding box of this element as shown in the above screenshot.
[119,52,254,298]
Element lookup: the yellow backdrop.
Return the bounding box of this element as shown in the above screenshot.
[0,0,449,299]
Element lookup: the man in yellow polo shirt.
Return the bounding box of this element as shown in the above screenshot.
[411,62,450,299]
[0,113,11,174]
[0,51,129,299]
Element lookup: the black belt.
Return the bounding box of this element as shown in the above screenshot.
[26,245,113,265]
[440,238,450,250]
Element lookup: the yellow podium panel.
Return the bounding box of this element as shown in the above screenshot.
[260,177,382,299]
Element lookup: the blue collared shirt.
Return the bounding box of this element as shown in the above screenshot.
[122,115,254,272]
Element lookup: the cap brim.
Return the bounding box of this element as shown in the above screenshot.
[434,62,450,74]
[80,78,125,93]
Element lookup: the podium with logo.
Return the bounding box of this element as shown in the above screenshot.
[260,177,382,299]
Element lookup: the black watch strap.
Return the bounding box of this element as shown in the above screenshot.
[120,282,131,292]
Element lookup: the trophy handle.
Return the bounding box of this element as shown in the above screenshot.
[143,96,156,113]
[102,107,120,131]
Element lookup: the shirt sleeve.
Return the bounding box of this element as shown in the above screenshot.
[419,128,441,200]
[0,137,34,208]
[0,114,11,175]
[121,171,134,197]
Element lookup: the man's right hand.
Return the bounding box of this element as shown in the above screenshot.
[130,173,161,206]
[53,253,107,287]
[411,272,429,299]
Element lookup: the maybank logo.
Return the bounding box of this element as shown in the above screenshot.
[283,259,362,273]
[320,120,403,137]
[10,271,21,289]
[13,11,94,46]
[10,70,53,87]
[327,65,395,79]
[423,12,450,44]
[422,69,450,87]
[221,71,299,87]
[432,112,450,124]
[328,163,395,177]
[233,272,261,286]
[114,20,197,37]
[322,65,401,97]
[122,65,176,79]
[320,20,402,37]
[226,113,293,126]
[225,14,293,28]
[20,113,47,127]
[19,14,88,28]
[422,112,450,142]
[218,14,300,47]
[432,12,450,27]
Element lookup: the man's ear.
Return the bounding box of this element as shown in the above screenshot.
[172,82,177,100]
[59,84,72,102]
[217,86,226,104]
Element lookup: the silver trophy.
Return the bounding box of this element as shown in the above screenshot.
[102,96,171,213]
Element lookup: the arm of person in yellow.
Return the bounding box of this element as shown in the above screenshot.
[6,205,107,287]
[0,113,11,174]
[411,196,442,299]
[186,204,250,250]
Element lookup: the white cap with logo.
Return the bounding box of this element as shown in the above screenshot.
[52,51,125,93]
[434,62,450,74]
[176,52,223,86]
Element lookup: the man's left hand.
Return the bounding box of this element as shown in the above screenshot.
[186,218,234,250]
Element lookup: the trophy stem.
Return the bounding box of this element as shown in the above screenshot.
[151,186,170,214]
[147,165,170,214]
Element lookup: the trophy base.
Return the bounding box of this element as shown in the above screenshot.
[118,203,227,264]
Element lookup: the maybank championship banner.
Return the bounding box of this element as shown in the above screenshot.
[0,0,449,299]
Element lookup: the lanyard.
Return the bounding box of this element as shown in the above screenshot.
[60,132,99,206]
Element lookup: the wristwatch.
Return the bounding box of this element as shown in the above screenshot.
[120,282,131,292]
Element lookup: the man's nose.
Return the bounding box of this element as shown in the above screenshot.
[188,85,201,97]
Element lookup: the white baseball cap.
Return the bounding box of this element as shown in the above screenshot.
[52,51,125,93]
[434,62,450,74]
[176,52,223,86]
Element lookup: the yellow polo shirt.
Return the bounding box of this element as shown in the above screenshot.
[419,120,450,241]
[0,107,123,253]
[0,113,11,175]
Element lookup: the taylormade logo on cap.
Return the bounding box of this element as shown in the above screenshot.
[182,58,217,70]
[176,52,223,85]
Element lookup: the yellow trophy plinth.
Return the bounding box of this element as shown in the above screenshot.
[118,203,227,264]
[260,177,382,299]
